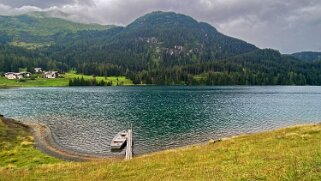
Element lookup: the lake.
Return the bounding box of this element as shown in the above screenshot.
[1,86,321,156]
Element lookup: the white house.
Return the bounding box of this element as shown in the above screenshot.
[4,72,31,80]
[34,68,42,73]
[16,73,24,79]
[4,72,17,80]
[20,72,31,78]
[43,71,59,79]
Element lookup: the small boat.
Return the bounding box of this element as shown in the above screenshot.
[111,130,128,150]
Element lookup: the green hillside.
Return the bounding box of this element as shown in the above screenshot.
[0,12,112,48]
[46,11,257,71]
[0,11,321,85]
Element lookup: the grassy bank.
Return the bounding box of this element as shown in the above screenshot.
[1,118,321,180]
[0,118,61,168]
[0,72,133,87]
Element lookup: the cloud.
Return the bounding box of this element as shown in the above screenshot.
[0,0,94,8]
[0,0,320,53]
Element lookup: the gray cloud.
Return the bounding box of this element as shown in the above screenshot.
[0,0,94,8]
[0,0,321,53]
[0,0,73,8]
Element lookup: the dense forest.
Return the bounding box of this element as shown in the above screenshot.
[292,52,321,62]
[1,11,321,85]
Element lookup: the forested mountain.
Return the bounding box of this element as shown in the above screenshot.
[0,11,321,85]
[126,49,321,85]
[45,11,257,74]
[292,51,321,62]
[0,45,65,73]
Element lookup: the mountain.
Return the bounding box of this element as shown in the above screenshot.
[45,11,258,72]
[118,11,257,58]
[292,51,321,62]
[0,11,321,85]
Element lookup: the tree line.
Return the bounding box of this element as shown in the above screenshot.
[68,77,112,86]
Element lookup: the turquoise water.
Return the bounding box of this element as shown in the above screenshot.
[1,86,321,156]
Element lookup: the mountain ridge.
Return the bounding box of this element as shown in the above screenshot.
[0,11,321,85]
[0,12,113,47]
[292,51,321,62]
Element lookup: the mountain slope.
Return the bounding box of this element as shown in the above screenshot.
[0,45,63,73]
[1,11,321,85]
[45,11,258,71]
[0,12,112,47]
[122,11,257,57]
[292,51,321,62]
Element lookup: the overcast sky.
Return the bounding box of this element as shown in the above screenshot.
[0,0,321,53]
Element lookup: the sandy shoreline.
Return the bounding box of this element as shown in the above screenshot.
[1,116,120,162]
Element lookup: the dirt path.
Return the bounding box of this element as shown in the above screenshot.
[2,116,119,161]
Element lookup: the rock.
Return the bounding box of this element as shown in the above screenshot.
[208,139,222,145]
[221,137,232,141]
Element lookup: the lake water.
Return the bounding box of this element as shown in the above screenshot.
[1,86,321,156]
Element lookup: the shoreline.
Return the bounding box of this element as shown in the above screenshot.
[2,117,321,180]
[1,115,319,162]
[1,83,320,89]
[1,116,120,162]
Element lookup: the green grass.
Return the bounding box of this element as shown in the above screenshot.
[193,73,208,81]
[64,72,133,86]
[0,77,68,87]
[0,118,61,169]
[1,120,321,180]
[0,73,133,87]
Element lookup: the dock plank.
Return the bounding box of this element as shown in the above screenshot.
[125,129,133,160]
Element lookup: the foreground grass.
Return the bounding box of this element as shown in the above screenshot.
[1,119,321,180]
[0,118,61,168]
[0,73,133,87]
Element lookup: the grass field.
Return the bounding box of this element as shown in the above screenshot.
[0,72,133,87]
[0,118,61,168]
[1,117,321,180]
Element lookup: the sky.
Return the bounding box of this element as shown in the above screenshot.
[0,0,321,54]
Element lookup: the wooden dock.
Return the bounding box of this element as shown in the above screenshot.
[125,129,133,160]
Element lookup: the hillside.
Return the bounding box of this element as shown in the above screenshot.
[292,51,321,62]
[2,117,321,180]
[0,11,321,85]
[185,49,319,85]
[0,12,112,48]
[46,11,258,71]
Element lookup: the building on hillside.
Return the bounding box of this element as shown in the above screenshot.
[16,73,24,80]
[43,71,59,79]
[34,68,42,73]
[19,72,31,78]
[4,72,17,79]
[4,72,31,79]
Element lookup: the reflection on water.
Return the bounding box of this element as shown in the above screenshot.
[1,86,321,156]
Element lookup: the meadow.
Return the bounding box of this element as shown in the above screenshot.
[0,72,133,87]
[0,118,61,168]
